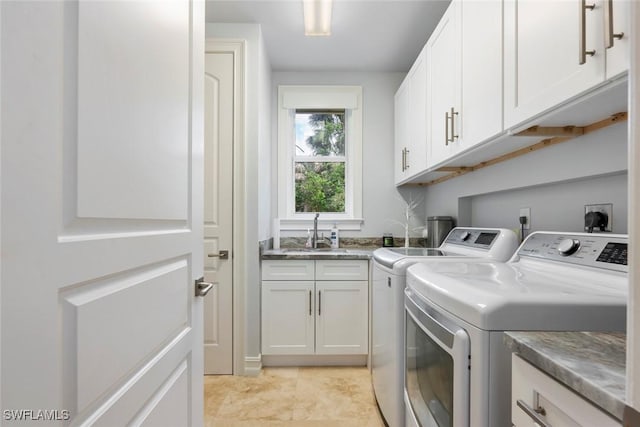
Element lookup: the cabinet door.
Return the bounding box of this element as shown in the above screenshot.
[394,78,410,184]
[512,355,620,427]
[261,281,315,355]
[427,0,461,167]
[605,0,629,79]
[504,0,605,129]
[406,46,428,175]
[315,281,368,355]
[459,0,503,152]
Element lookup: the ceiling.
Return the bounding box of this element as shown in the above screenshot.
[205,0,451,72]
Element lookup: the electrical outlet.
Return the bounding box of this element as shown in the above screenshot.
[519,207,531,230]
[584,203,612,232]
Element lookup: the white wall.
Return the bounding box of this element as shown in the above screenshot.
[421,122,628,232]
[469,173,627,234]
[272,71,426,239]
[258,36,272,242]
[205,23,271,366]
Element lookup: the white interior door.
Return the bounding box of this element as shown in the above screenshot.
[203,50,234,375]
[1,1,204,426]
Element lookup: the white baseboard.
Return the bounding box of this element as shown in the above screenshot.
[244,354,262,376]
[262,354,368,367]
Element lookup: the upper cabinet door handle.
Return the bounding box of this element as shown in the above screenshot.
[604,0,624,49]
[445,111,450,145]
[579,0,596,65]
[450,107,459,142]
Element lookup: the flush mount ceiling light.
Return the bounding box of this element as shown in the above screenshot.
[303,0,333,36]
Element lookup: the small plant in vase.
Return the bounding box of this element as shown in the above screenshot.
[388,195,425,248]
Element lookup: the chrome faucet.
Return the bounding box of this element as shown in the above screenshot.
[312,213,319,249]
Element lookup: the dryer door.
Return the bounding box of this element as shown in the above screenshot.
[405,288,470,427]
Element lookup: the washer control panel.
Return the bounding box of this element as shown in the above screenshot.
[518,232,628,272]
[444,228,498,248]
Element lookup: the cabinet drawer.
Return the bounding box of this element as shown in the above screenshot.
[512,355,620,427]
[261,260,315,281]
[316,260,368,281]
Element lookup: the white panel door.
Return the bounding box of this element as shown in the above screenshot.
[1,1,204,426]
[203,50,234,375]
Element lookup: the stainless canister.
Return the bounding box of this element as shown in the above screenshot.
[426,216,454,248]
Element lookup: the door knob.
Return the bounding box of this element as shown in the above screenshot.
[207,250,229,259]
[195,277,214,297]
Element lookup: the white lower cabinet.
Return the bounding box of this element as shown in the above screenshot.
[512,355,621,427]
[315,281,368,355]
[261,259,369,356]
[261,281,315,355]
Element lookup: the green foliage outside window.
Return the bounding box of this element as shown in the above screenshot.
[294,112,346,213]
[295,162,345,212]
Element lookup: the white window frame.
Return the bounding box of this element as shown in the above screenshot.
[278,85,363,230]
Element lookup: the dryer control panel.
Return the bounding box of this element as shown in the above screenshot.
[444,228,499,248]
[518,232,628,272]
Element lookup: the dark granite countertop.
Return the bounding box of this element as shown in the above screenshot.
[261,248,373,260]
[504,331,626,420]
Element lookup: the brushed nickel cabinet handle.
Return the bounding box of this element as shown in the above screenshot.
[309,290,312,316]
[318,290,322,315]
[450,107,459,141]
[445,111,450,145]
[604,0,624,49]
[405,148,409,169]
[401,148,406,171]
[579,0,596,64]
[516,399,552,427]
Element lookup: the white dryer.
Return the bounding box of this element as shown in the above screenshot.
[371,227,518,427]
[404,231,628,427]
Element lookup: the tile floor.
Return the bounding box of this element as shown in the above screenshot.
[204,366,386,426]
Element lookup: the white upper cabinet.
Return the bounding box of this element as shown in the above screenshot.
[395,45,428,184]
[427,1,460,167]
[394,0,628,186]
[427,0,503,168]
[394,78,410,184]
[604,0,629,80]
[504,0,628,129]
[459,0,504,150]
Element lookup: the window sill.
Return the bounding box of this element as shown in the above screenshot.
[278,218,363,231]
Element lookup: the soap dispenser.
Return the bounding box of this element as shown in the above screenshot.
[305,229,312,248]
[330,224,339,249]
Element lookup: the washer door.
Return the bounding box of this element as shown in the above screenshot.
[405,289,470,427]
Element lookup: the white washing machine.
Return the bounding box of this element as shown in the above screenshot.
[404,231,628,427]
[371,228,518,427]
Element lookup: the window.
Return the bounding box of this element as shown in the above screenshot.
[294,110,346,213]
[278,86,362,229]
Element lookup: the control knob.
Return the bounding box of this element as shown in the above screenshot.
[557,238,580,256]
[460,231,471,241]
